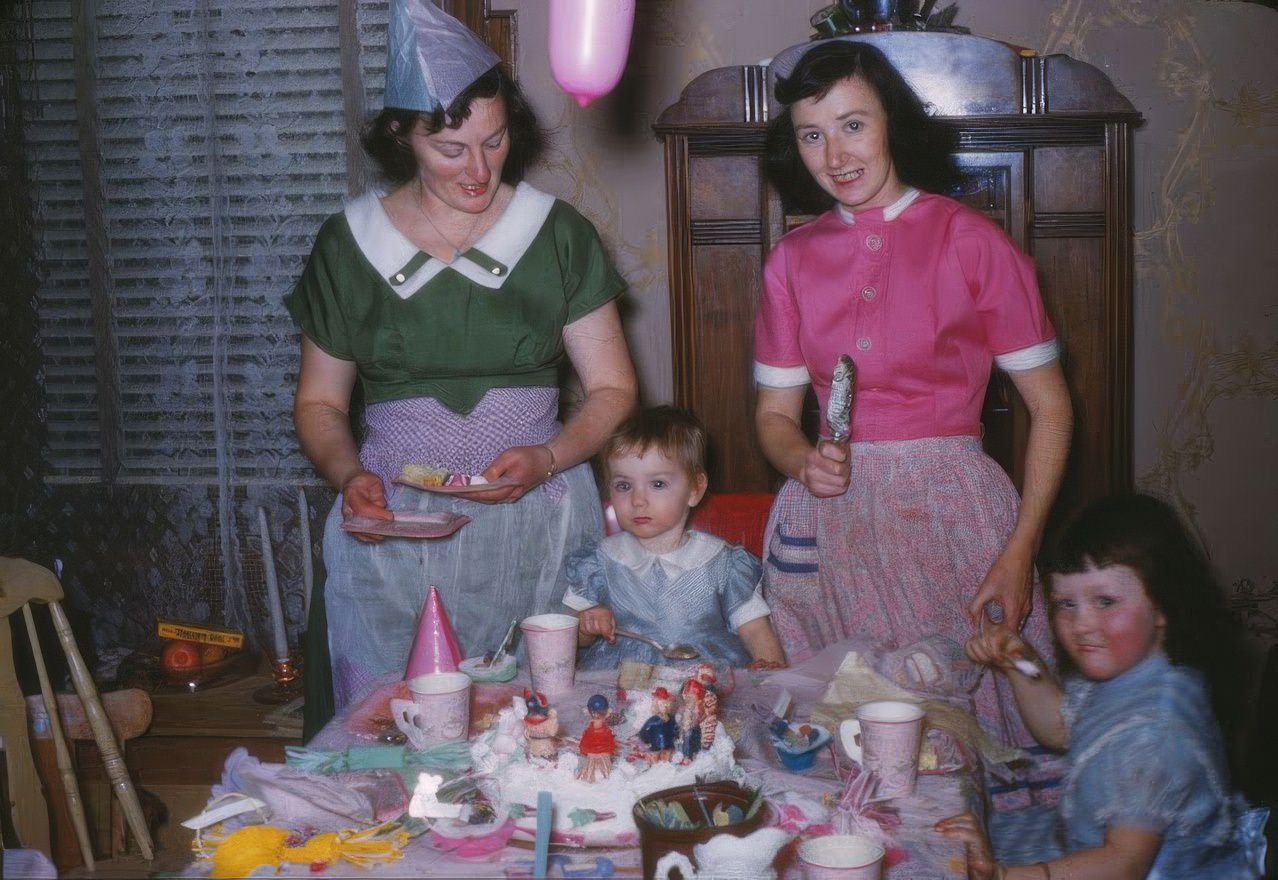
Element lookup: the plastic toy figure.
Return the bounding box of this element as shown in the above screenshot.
[694,664,719,748]
[675,678,706,763]
[522,690,559,760]
[576,694,617,782]
[637,687,678,763]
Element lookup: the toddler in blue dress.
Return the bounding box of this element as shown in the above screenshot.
[936,494,1268,879]
[562,406,786,670]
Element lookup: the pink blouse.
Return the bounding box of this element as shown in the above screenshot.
[753,190,1057,442]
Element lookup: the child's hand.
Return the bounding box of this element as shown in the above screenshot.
[965,624,1036,675]
[578,606,616,643]
[934,812,1003,880]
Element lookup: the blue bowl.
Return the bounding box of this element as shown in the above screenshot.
[771,724,832,773]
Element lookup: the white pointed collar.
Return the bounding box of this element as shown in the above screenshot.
[344,181,556,299]
[835,187,920,225]
[600,530,727,581]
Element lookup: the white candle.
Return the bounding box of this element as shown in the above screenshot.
[297,489,314,621]
[257,506,289,659]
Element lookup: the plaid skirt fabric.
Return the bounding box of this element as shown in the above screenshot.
[762,436,1060,808]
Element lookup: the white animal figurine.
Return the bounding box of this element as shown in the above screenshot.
[407,772,464,820]
[653,827,790,880]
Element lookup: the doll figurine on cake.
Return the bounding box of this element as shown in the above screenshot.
[576,694,617,782]
[694,663,720,748]
[637,687,678,763]
[675,679,706,763]
[522,691,559,760]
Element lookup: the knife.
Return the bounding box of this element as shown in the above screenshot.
[825,354,856,444]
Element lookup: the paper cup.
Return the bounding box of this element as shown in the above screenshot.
[393,671,471,746]
[519,613,578,694]
[798,834,885,880]
[840,700,925,798]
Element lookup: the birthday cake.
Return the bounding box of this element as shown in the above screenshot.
[468,685,742,847]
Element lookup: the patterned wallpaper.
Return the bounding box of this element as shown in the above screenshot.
[508,0,1278,645]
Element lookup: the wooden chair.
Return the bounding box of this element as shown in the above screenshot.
[0,558,155,867]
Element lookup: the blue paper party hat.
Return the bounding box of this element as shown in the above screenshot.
[384,0,501,113]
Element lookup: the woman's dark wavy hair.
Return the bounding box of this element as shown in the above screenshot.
[766,41,960,214]
[362,65,545,186]
[1044,493,1249,761]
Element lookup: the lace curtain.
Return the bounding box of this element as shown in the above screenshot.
[9,0,401,665]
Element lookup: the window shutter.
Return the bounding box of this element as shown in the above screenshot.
[20,0,380,484]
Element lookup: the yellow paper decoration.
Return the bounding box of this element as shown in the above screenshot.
[198,821,409,879]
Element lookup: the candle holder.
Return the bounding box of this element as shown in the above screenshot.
[253,651,304,704]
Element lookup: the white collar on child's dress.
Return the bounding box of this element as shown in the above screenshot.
[835,186,920,225]
[600,530,727,581]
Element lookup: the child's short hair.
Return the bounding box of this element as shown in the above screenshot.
[602,406,707,481]
[1044,493,1247,752]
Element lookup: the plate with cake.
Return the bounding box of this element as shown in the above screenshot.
[394,464,519,495]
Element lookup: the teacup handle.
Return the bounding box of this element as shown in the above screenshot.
[390,698,422,738]
[839,718,864,763]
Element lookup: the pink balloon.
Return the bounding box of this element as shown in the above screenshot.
[548,0,636,108]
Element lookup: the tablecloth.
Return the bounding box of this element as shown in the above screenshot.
[182,636,980,878]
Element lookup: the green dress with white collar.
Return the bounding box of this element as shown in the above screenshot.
[285,182,625,414]
[285,183,626,721]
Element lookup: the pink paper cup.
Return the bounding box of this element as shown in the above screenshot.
[400,671,471,744]
[839,700,925,798]
[798,834,885,880]
[520,613,579,694]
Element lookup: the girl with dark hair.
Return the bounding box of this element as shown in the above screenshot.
[937,494,1267,878]
[753,38,1073,802]
[286,1,636,720]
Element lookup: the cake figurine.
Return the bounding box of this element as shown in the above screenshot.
[675,679,706,763]
[522,691,559,760]
[637,687,678,763]
[694,663,720,749]
[576,694,617,782]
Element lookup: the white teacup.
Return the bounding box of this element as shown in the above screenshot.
[798,834,885,879]
[391,671,471,748]
[839,700,925,797]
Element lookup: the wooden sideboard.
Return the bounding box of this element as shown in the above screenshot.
[655,32,1141,526]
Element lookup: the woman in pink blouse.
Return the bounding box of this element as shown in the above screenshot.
[754,39,1072,793]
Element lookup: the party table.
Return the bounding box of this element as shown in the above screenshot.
[181,636,982,878]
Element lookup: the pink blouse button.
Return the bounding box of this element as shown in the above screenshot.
[865,233,883,251]
[857,337,871,351]
[862,286,877,301]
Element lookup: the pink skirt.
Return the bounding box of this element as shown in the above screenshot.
[762,436,1057,805]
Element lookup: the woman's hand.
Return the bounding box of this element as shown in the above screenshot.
[578,606,616,643]
[935,812,1003,880]
[968,539,1035,629]
[800,439,851,498]
[470,444,556,504]
[341,471,392,544]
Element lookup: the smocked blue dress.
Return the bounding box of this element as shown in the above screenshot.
[990,653,1268,878]
[562,531,770,669]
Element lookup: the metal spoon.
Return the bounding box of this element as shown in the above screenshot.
[613,629,700,661]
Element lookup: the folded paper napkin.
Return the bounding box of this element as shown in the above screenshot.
[811,650,1027,772]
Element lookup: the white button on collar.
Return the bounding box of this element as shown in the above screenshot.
[393,272,405,284]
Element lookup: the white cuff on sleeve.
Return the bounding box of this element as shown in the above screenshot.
[754,361,810,388]
[995,339,1059,372]
[729,587,772,631]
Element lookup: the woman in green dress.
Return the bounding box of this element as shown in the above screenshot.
[286,1,636,717]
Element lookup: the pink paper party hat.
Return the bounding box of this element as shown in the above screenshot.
[405,585,462,677]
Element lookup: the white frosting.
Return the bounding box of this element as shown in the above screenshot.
[465,693,741,845]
